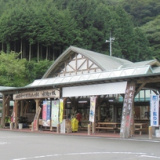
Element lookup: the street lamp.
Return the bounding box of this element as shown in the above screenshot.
[105,32,115,56]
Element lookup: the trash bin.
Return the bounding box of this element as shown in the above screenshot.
[10,122,13,130]
[18,123,23,129]
[71,118,78,132]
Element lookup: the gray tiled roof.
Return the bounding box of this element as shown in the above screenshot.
[70,46,133,71]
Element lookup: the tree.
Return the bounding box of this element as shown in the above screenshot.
[0,0,154,62]
[0,0,79,61]
[132,28,152,61]
[25,60,53,83]
[0,51,27,86]
[140,15,160,60]
[122,0,160,26]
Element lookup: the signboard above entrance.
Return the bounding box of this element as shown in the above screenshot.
[13,89,60,100]
[62,82,127,97]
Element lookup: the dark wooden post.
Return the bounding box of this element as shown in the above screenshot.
[120,82,135,138]
[1,95,11,128]
[35,99,41,131]
[1,95,6,127]
[14,100,18,129]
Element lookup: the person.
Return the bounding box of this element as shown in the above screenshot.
[76,112,82,127]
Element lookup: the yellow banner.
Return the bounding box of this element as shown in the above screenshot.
[59,99,63,123]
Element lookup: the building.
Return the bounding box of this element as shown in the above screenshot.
[0,46,160,138]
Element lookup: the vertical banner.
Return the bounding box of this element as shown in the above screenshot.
[120,82,135,138]
[59,99,64,123]
[42,101,51,127]
[89,96,96,122]
[51,100,60,127]
[150,95,159,126]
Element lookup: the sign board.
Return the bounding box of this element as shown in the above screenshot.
[89,96,96,122]
[63,82,127,97]
[150,95,159,126]
[13,89,60,100]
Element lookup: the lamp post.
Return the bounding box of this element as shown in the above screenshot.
[106,32,115,56]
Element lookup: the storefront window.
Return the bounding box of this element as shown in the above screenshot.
[100,101,113,122]
[134,106,149,122]
[139,90,145,101]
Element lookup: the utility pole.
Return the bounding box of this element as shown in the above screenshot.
[105,32,115,56]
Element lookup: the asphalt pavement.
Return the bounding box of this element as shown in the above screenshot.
[0,129,160,160]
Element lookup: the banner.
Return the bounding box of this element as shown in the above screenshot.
[150,95,159,126]
[59,99,64,123]
[89,96,96,122]
[51,100,59,127]
[42,101,51,127]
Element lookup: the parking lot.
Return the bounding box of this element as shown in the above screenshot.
[0,130,160,160]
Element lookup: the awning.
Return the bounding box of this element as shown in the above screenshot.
[62,81,127,97]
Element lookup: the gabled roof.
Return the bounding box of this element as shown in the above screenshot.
[43,46,133,78]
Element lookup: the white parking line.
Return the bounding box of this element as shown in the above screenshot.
[12,151,153,160]
[0,142,8,145]
[140,155,160,159]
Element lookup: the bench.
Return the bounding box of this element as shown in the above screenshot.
[96,122,120,133]
[96,127,117,133]
[134,123,148,135]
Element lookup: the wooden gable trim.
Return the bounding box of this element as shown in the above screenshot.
[56,52,102,77]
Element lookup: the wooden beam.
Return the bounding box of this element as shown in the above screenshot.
[135,82,147,96]
[137,77,160,84]
[77,59,87,70]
